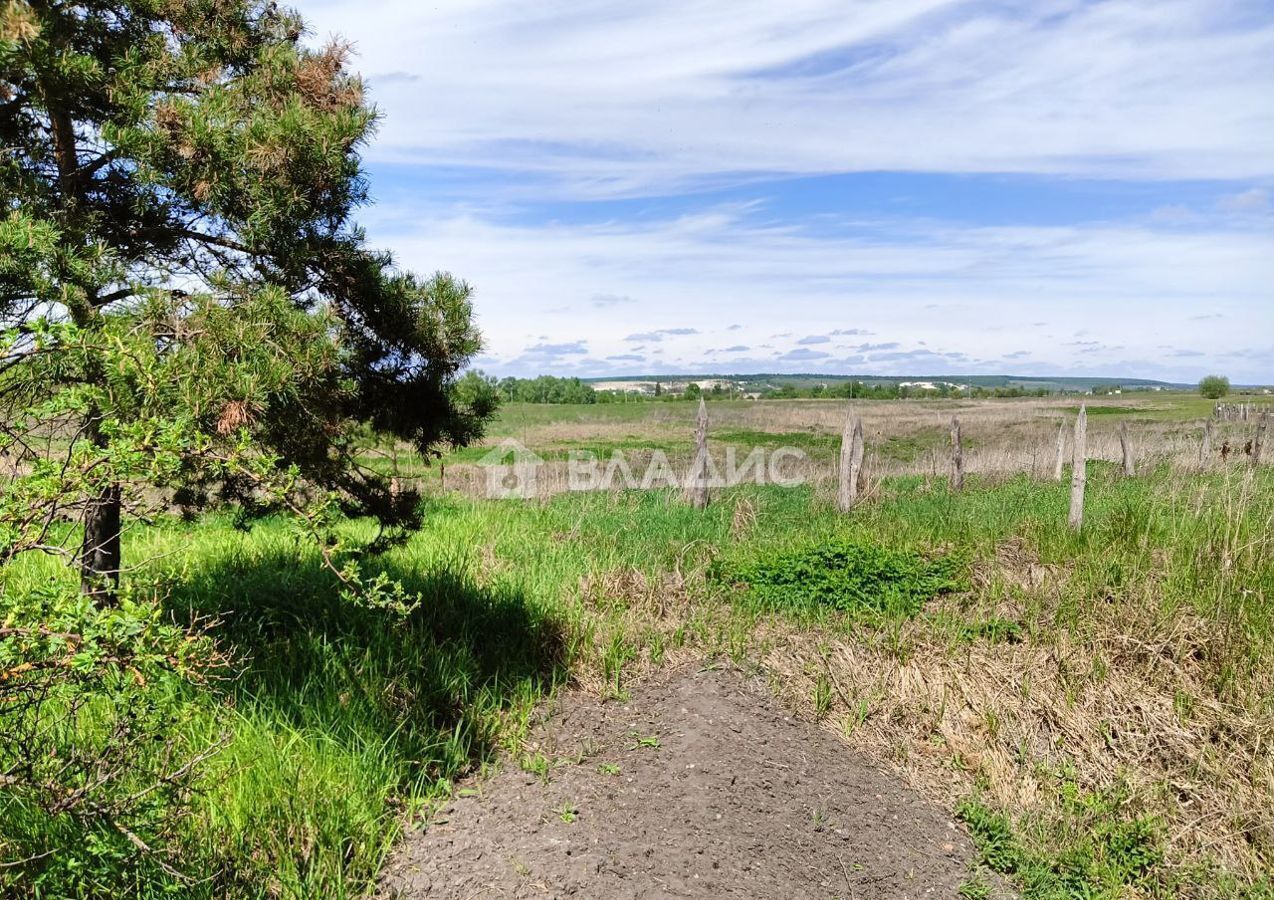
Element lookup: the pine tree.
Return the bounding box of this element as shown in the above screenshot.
[1,0,495,601]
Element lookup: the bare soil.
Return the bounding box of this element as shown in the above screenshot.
[378,666,983,899]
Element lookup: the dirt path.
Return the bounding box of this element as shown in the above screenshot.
[379,666,981,899]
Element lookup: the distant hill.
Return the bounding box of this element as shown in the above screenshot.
[582,373,1192,393]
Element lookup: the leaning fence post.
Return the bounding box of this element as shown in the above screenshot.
[1254,413,1268,468]
[1119,421,1135,477]
[950,415,964,492]
[685,398,710,508]
[1053,420,1067,481]
[1068,405,1087,531]
[837,409,865,512]
[1199,420,1213,469]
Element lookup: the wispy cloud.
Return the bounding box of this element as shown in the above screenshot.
[380,203,1273,380]
[624,327,701,342]
[591,293,637,308]
[303,0,1274,196]
[295,0,1273,381]
[780,348,831,361]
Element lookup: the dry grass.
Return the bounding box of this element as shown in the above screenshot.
[417,396,1267,501]
[758,573,1273,892]
[543,460,1273,898]
[561,545,1273,897]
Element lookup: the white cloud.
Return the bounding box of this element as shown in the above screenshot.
[298,0,1274,194]
[369,203,1274,380]
[1218,187,1272,214]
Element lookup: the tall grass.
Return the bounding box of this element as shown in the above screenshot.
[3,464,1271,898]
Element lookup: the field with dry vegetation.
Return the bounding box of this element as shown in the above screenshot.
[6,392,1271,898]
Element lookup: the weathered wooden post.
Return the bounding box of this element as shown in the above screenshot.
[1254,413,1268,468]
[1068,405,1087,531]
[950,416,964,492]
[1053,420,1067,481]
[1119,421,1135,477]
[685,398,710,509]
[837,409,865,512]
[1199,420,1213,469]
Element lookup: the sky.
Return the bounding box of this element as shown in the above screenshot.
[293,0,1274,383]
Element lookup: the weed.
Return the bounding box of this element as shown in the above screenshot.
[958,874,992,899]
[519,752,551,782]
[720,540,964,619]
[958,789,1166,900]
[812,673,834,719]
[627,732,661,750]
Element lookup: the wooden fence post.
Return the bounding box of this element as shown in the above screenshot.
[950,416,964,492]
[1053,420,1066,481]
[1119,421,1135,477]
[1254,413,1268,468]
[837,409,865,512]
[1199,420,1213,469]
[1068,405,1087,532]
[685,398,710,509]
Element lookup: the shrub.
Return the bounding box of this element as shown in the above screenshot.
[720,540,963,618]
[0,581,224,894]
[1200,375,1231,399]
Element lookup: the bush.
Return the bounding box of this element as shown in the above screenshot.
[0,581,224,895]
[1200,374,1231,399]
[719,540,963,618]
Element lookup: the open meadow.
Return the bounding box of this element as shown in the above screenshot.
[5,392,1272,899]
[6,2,1271,896]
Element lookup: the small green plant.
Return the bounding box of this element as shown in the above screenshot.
[597,762,621,776]
[519,752,551,782]
[842,698,871,736]
[953,617,1024,644]
[720,540,964,618]
[957,789,1165,899]
[956,799,1024,874]
[627,732,661,750]
[554,803,578,824]
[812,673,834,719]
[958,874,992,899]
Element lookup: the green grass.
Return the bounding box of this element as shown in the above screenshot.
[4,462,1273,898]
[958,788,1166,900]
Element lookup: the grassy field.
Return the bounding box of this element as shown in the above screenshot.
[4,394,1273,898]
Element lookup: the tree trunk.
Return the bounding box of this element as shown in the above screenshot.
[81,483,122,603]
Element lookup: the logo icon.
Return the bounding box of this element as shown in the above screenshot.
[478,439,544,499]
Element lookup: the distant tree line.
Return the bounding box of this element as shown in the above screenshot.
[765,382,1047,400]
[455,372,597,404]
[454,372,1055,405]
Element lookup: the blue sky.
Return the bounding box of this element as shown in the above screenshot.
[294,0,1274,382]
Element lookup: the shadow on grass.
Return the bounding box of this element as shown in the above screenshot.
[166,543,569,787]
